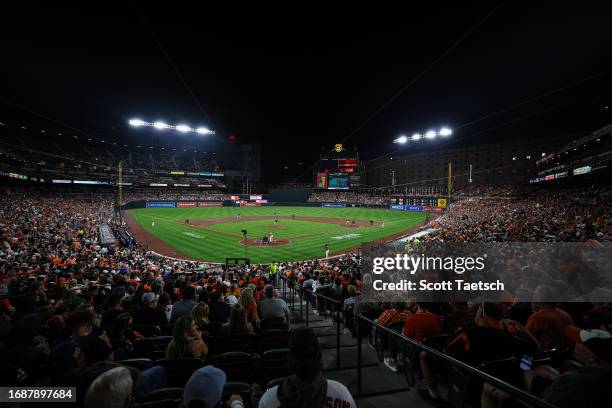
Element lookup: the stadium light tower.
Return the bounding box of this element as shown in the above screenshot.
[128,119,215,135]
[393,127,452,144]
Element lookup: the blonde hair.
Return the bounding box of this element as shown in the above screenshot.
[239,288,255,309]
[191,302,209,326]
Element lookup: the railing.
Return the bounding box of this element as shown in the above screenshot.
[278,276,374,372]
[356,314,558,407]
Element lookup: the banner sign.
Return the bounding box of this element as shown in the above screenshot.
[322,203,346,208]
[250,195,262,200]
[390,204,424,211]
[146,201,176,208]
[177,202,197,207]
[240,201,261,207]
[198,202,223,207]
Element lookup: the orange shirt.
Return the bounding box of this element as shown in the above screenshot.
[403,311,442,341]
[526,308,573,350]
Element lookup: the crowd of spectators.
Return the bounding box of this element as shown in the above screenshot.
[1,182,611,407]
[308,191,387,205]
[424,185,611,242]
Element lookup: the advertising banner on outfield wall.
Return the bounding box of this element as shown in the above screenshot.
[361,241,612,303]
[146,201,176,208]
[322,203,346,208]
[389,204,425,211]
[177,202,197,207]
[198,202,223,207]
[240,201,261,207]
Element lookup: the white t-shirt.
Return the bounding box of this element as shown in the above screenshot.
[258,379,356,408]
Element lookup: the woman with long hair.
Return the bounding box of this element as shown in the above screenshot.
[221,304,254,336]
[238,288,259,325]
[191,303,210,331]
[165,316,208,359]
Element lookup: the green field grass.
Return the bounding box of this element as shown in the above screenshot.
[130,206,425,263]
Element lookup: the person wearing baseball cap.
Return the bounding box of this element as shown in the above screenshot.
[183,366,243,408]
[541,325,612,408]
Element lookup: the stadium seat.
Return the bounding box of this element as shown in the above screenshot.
[132,337,172,360]
[222,382,252,402]
[219,333,257,354]
[209,352,256,384]
[144,388,185,403]
[117,358,155,370]
[256,330,291,353]
[258,348,290,387]
[133,399,181,408]
[156,359,206,388]
[133,324,162,337]
[260,317,287,331]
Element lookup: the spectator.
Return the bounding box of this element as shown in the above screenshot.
[165,316,208,359]
[526,286,574,350]
[132,292,167,327]
[258,284,291,328]
[191,302,210,331]
[183,366,244,408]
[170,286,197,323]
[259,328,355,408]
[402,302,442,341]
[542,329,612,408]
[208,291,231,323]
[238,287,258,325]
[84,367,133,408]
[221,304,254,336]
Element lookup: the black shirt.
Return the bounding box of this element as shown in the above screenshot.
[132,307,167,327]
[208,301,231,323]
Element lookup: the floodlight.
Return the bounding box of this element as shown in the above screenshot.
[396,135,408,144]
[425,130,436,139]
[129,119,145,127]
[412,133,421,141]
[439,127,452,136]
[153,121,169,129]
[196,127,211,135]
[176,124,192,133]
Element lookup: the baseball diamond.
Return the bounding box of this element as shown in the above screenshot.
[126,206,426,263]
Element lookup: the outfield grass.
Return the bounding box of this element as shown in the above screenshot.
[130,206,425,263]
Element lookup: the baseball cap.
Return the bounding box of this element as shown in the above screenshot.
[565,325,612,343]
[183,366,226,408]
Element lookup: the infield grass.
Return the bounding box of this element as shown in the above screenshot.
[130,206,425,263]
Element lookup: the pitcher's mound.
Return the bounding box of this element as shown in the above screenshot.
[240,238,290,247]
[266,225,287,229]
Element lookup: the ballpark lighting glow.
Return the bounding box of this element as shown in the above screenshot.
[395,135,408,144]
[394,127,452,144]
[128,119,215,135]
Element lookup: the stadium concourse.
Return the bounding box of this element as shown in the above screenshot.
[0,183,611,407]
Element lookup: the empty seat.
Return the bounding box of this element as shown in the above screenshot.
[210,352,256,384]
[266,377,285,390]
[219,333,257,354]
[258,349,290,387]
[257,330,291,353]
[260,318,287,331]
[156,359,206,388]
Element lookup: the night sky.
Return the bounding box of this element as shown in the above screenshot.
[1,2,611,182]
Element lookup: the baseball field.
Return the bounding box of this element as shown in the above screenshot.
[126,206,426,263]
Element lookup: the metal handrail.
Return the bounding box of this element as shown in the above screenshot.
[357,314,558,408]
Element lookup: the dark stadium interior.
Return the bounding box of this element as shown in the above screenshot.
[1,2,612,408]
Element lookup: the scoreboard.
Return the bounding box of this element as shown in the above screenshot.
[315,145,360,190]
[390,196,445,207]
